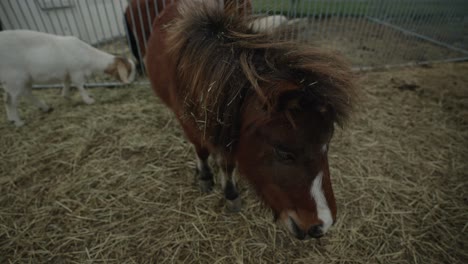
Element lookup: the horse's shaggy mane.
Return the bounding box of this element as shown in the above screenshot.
[167,0,357,151]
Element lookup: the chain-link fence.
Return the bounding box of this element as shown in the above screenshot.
[258,0,468,70]
[1,0,467,86]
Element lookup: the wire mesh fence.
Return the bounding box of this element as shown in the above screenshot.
[1,0,467,86]
[267,0,468,70]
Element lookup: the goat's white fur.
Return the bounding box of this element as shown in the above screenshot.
[0,30,136,127]
[249,15,289,33]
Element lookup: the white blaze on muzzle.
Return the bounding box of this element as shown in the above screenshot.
[310,171,333,233]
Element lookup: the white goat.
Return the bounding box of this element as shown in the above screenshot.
[249,15,289,33]
[0,30,136,127]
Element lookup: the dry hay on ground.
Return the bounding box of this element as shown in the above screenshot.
[0,62,467,263]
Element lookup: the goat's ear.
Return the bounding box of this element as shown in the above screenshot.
[116,59,130,83]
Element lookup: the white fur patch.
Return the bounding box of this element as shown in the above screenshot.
[321,144,327,153]
[310,171,333,233]
[219,170,227,189]
[249,15,288,33]
[286,216,294,232]
[196,157,204,171]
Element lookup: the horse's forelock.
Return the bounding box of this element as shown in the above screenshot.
[283,49,357,126]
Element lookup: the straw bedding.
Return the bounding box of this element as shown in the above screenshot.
[0,62,467,263]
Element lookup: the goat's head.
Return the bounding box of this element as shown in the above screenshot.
[106,57,136,84]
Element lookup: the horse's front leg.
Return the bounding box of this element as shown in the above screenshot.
[194,145,214,193]
[216,154,241,212]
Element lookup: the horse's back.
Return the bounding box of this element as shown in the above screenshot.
[145,0,180,110]
[125,0,166,58]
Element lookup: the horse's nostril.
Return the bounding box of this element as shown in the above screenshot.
[308,224,324,238]
[289,217,306,240]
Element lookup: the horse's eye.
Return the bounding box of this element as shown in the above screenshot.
[273,147,296,162]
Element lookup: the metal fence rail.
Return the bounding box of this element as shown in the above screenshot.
[1,0,467,87]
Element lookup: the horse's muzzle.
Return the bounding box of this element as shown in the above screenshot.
[289,217,324,240]
[308,224,324,239]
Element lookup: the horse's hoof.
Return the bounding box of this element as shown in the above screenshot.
[225,197,242,213]
[199,179,214,193]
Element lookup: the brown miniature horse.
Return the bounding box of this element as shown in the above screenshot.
[146,0,357,240]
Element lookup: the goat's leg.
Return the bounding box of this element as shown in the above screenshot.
[61,78,71,100]
[216,154,241,212]
[4,83,24,127]
[71,75,94,104]
[23,84,52,113]
[76,84,94,104]
[194,145,214,193]
[3,91,13,122]
[8,97,23,127]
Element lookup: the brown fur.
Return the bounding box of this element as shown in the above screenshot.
[146,0,357,238]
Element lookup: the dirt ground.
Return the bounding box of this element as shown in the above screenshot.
[0,62,467,263]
